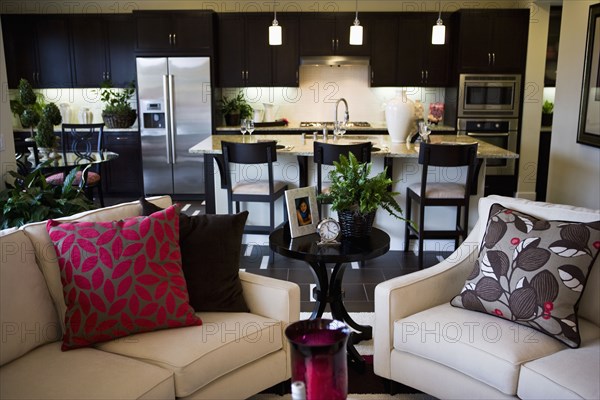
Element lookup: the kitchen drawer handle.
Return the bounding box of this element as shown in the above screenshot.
[169,34,172,45]
[421,70,424,80]
[492,53,496,65]
[172,33,176,45]
[467,132,510,137]
[331,38,335,52]
[425,70,428,80]
[488,53,491,65]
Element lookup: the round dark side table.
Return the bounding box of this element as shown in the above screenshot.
[269,226,390,370]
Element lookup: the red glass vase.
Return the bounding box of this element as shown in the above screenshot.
[285,319,350,400]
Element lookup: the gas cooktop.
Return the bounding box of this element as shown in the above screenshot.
[299,121,371,128]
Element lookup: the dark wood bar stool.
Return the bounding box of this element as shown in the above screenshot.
[404,142,478,268]
[313,141,372,216]
[221,141,288,235]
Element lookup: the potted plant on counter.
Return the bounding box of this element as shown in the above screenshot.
[317,153,408,237]
[100,80,137,128]
[541,100,554,127]
[219,91,253,126]
[34,103,62,159]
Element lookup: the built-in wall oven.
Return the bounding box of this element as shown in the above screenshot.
[457,118,518,175]
[458,74,521,118]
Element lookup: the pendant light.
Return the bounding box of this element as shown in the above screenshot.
[349,0,363,45]
[431,11,446,45]
[269,0,282,46]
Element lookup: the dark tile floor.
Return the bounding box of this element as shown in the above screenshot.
[106,195,451,313]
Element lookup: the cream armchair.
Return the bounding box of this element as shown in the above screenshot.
[374,195,600,399]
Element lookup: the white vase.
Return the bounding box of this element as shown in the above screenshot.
[385,90,415,143]
[78,108,93,124]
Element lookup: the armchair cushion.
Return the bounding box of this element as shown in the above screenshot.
[47,205,201,350]
[140,198,250,312]
[451,203,600,348]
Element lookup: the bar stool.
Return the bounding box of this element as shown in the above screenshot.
[221,140,288,235]
[404,142,478,268]
[313,141,372,216]
[45,123,105,206]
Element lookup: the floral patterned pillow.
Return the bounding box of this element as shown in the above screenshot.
[451,203,600,348]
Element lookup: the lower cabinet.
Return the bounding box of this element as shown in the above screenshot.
[102,131,143,195]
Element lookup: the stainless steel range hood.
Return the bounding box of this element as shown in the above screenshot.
[300,56,370,66]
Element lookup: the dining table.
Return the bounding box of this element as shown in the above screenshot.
[189,133,518,215]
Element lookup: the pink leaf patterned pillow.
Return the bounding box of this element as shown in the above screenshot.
[47,205,202,350]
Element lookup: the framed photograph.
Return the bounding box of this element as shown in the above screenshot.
[285,186,319,238]
[577,3,600,148]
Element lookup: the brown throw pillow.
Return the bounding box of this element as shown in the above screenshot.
[451,203,600,348]
[140,198,249,312]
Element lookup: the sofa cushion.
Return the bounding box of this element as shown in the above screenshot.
[394,303,576,395]
[451,203,600,348]
[517,335,600,400]
[0,230,61,366]
[0,342,175,400]
[140,198,250,312]
[22,196,172,335]
[96,312,282,397]
[47,205,201,350]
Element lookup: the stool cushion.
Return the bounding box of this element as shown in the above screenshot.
[46,170,101,186]
[232,180,287,195]
[408,182,466,199]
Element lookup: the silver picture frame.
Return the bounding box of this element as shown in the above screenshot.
[285,186,319,238]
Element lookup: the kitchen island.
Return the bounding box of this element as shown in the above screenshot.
[189,134,517,250]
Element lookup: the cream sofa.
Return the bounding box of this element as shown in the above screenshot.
[0,196,300,400]
[374,195,600,399]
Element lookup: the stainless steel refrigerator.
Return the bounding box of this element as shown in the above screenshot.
[137,57,212,197]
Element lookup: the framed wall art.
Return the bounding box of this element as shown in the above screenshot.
[577,3,600,148]
[284,186,319,238]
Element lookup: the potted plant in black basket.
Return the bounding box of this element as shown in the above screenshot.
[541,100,554,127]
[219,91,253,126]
[317,153,408,238]
[100,80,137,129]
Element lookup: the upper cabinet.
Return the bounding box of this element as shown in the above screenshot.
[396,13,450,87]
[217,13,299,87]
[366,13,399,87]
[2,14,72,88]
[299,12,370,57]
[455,9,529,73]
[134,10,215,55]
[71,14,136,87]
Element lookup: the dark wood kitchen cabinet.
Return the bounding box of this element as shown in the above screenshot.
[134,10,215,55]
[299,12,370,56]
[71,14,136,88]
[396,13,450,86]
[365,13,399,87]
[2,14,72,88]
[102,131,143,195]
[455,9,529,73]
[218,13,298,87]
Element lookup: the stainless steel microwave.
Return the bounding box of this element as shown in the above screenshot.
[458,74,521,118]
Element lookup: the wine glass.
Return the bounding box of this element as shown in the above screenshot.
[240,118,248,135]
[418,121,431,143]
[247,119,255,136]
[333,121,346,136]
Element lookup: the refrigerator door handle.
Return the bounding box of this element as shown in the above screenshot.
[162,74,172,164]
[168,74,177,164]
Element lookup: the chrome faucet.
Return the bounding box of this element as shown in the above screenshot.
[334,98,349,126]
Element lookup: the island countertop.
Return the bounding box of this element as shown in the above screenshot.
[189,134,518,159]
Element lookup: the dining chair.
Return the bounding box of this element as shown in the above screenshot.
[14,137,39,176]
[404,142,478,268]
[46,123,106,206]
[313,141,372,216]
[221,140,288,235]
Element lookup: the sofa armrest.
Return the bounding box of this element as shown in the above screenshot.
[373,223,482,379]
[239,271,300,324]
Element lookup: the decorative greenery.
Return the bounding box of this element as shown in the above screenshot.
[317,153,406,221]
[35,103,62,148]
[542,100,554,114]
[100,80,136,114]
[0,166,97,229]
[219,91,253,120]
[10,79,44,134]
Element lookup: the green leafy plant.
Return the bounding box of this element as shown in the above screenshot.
[317,153,406,221]
[542,100,554,114]
[10,78,44,135]
[0,166,97,229]
[100,80,136,114]
[34,103,62,148]
[219,91,253,120]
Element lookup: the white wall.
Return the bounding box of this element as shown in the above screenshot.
[547,1,600,209]
[0,19,16,190]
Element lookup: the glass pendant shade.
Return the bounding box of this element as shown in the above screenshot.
[432,14,445,45]
[269,22,282,45]
[350,22,363,45]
